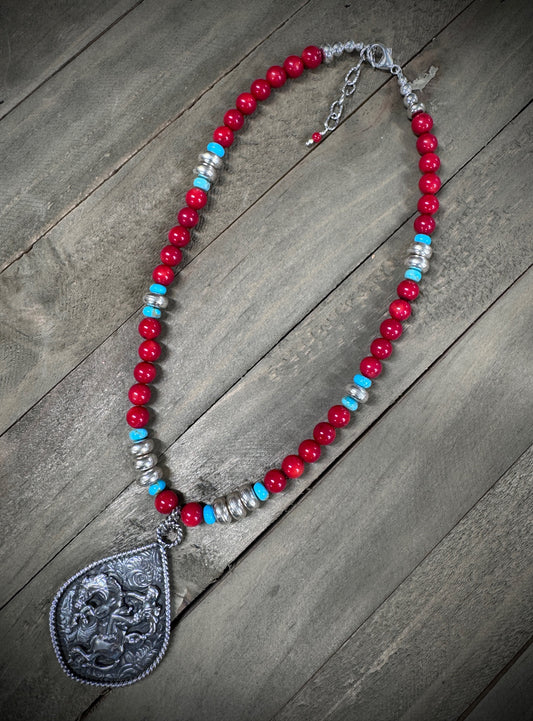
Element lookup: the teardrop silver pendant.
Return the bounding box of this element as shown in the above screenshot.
[50,514,183,686]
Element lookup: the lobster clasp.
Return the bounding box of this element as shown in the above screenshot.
[364,43,396,71]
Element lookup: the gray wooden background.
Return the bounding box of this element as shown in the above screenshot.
[1,0,532,719]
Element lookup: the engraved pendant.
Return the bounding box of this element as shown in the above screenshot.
[50,514,183,686]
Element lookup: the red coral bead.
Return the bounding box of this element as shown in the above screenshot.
[311,132,322,143]
[160,245,182,266]
[419,152,440,173]
[129,383,151,405]
[213,125,234,148]
[266,65,287,88]
[250,78,271,100]
[360,356,382,379]
[152,264,174,285]
[417,194,439,214]
[236,92,257,115]
[181,502,203,527]
[168,225,190,247]
[419,173,441,194]
[223,108,244,131]
[416,133,438,155]
[134,361,156,383]
[411,112,433,135]
[389,299,412,321]
[298,439,321,463]
[283,55,304,78]
[281,455,305,478]
[264,469,287,493]
[301,45,323,68]
[154,489,179,514]
[126,405,149,428]
[313,422,336,445]
[397,279,419,300]
[328,405,351,428]
[138,317,161,340]
[414,214,436,234]
[177,207,199,228]
[186,188,208,209]
[139,339,161,361]
[370,337,392,359]
[380,317,403,340]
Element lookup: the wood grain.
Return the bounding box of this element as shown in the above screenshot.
[81,272,533,721]
[0,0,141,117]
[0,0,475,430]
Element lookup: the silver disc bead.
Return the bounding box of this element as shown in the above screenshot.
[198,151,223,169]
[347,383,369,403]
[407,103,426,119]
[226,492,247,520]
[194,163,217,182]
[134,453,158,471]
[143,293,168,309]
[212,498,232,524]
[138,466,163,486]
[410,242,433,259]
[130,438,154,456]
[406,255,430,273]
[239,483,261,511]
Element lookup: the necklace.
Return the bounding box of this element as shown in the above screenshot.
[49,39,440,687]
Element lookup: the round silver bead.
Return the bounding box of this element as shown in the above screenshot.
[344,40,357,52]
[406,255,430,273]
[130,439,154,456]
[134,453,158,471]
[143,293,168,309]
[212,498,232,524]
[198,151,223,169]
[398,81,412,96]
[321,45,333,63]
[347,383,369,403]
[194,163,217,182]
[226,492,247,520]
[403,93,419,108]
[407,103,426,119]
[410,242,433,259]
[138,466,163,486]
[332,42,344,57]
[239,483,261,511]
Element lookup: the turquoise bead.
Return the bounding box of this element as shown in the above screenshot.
[193,177,211,191]
[353,373,372,389]
[342,395,358,412]
[150,283,167,295]
[207,141,225,158]
[148,480,166,496]
[142,305,162,318]
[405,268,423,282]
[415,233,431,245]
[129,428,148,442]
[203,504,216,524]
[253,482,269,502]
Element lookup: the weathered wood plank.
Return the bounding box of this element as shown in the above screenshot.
[0,0,140,117]
[271,446,533,721]
[461,641,533,721]
[0,30,531,607]
[82,273,533,720]
[0,0,479,431]
[0,121,531,721]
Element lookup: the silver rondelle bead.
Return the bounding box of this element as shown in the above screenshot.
[138,466,163,486]
[403,92,418,108]
[212,498,232,524]
[134,453,158,471]
[332,42,344,57]
[321,45,333,63]
[347,383,369,403]
[198,151,223,169]
[239,484,261,511]
[194,163,218,182]
[399,82,412,96]
[406,255,430,273]
[407,103,426,119]
[130,438,154,456]
[344,40,357,52]
[226,492,247,520]
[143,293,168,309]
[411,242,433,259]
